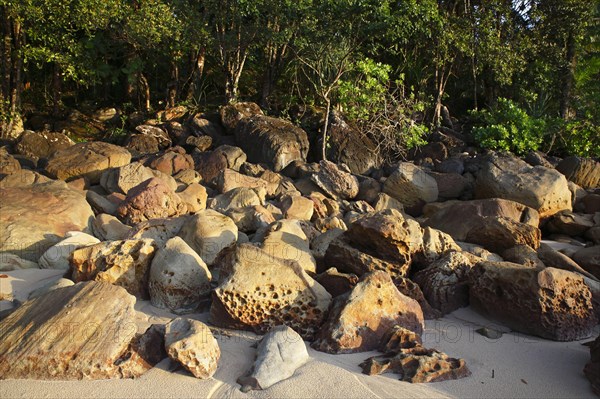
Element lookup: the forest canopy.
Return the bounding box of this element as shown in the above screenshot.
[1,0,599,157]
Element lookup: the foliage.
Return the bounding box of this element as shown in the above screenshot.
[553,120,600,158]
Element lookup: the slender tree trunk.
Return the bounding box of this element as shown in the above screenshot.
[52,63,61,117]
[166,61,178,108]
[560,31,576,120]
[1,6,11,110]
[321,97,331,161]
[185,47,205,101]
[139,73,150,112]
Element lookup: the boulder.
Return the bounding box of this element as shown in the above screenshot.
[174,168,202,185]
[0,180,94,261]
[185,135,213,152]
[116,177,187,225]
[315,267,359,298]
[177,183,208,213]
[310,160,359,200]
[135,125,171,148]
[584,335,600,395]
[164,318,220,379]
[210,244,331,340]
[235,115,309,171]
[46,141,131,183]
[392,276,441,320]
[573,246,600,280]
[0,281,148,380]
[545,210,595,237]
[148,148,194,176]
[149,236,212,314]
[225,205,276,233]
[92,214,132,241]
[280,195,314,221]
[372,193,404,213]
[15,130,73,161]
[127,216,187,247]
[475,153,571,218]
[0,254,38,271]
[178,209,238,266]
[256,219,317,273]
[0,169,50,188]
[383,162,438,207]
[28,278,75,299]
[39,231,100,270]
[238,325,309,391]
[216,168,268,194]
[537,243,596,280]
[0,150,21,177]
[312,271,424,354]
[428,171,468,200]
[209,187,263,213]
[469,262,597,341]
[125,134,159,157]
[70,239,157,298]
[220,101,263,134]
[556,156,600,190]
[100,162,155,195]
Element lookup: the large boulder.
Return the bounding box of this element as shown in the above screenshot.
[164,318,220,379]
[556,156,600,190]
[0,180,94,261]
[45,141,131,183]
[256,219,317,273]
[39,231,100,270]
[100,162,155,195]
[0,281,149,380]
[178,209,238,266]
[238,325,309,391]
[149,236,212,314]
[0,149,21,177]
[235,115,309,172]
[116,177,187,225]
[148,148,194,176]
[220,101,263,134]
[70,239,157,298]
[475,153,571,218]
[425,199,541,253]
[469,262,597,341]
[210,244,331,340]
[208,187,263,213]
[383,162,438,207]
[311,160,359,200]
[15,130,73,161]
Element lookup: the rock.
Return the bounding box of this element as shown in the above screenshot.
[225,205,276,233]
[194,146,246,184]
[413,251,477,315]
[86,190,118,215]
[280,195,314,221]
[39,231,100,270]
[125,134,159,157]
[70,239,157,298]
[15,130,73,161]
[311,227,345,265]
[220,102,263,134]
[372,193,405,213]
[127,217,187,247]
[583,194,600,214]
[216,168,268,194]
[573,246,600,280]
[92,214,132,241]
[46,141,131,184]
[27,278,74,299]
[315,267,359,297]
[425,199,541,254]
[210,244,331,339]
[538,243,596,280]
[379,325,422,352]
[100,162,155,195]
[164,318,220,379]
[148,149,194,176]
[428,171,468,200]
[174,168,202,185]
[383,162,438,209]
[235,115,309,171]
[190,114,225,140]
[475,153,571,218]
[209,187,263,213]
[469,262,597,341]
[238,325,308,391]
[116,178,187,225]
[257,219,317,273]
[546,210,595,237]
[418,227,462,265]
[326,111,379,175]
[178,209,238,266]
[177,183,208,213]
[0,281,147,380]
[360,345,470,383]
[314,216,346,233]
[0,180,94,261]
[584,335,600,395]
[135,125,171,148]
[149,236,212,313]
[0,150,20,177]
[312,271,424,354]
[310,160,359,200]
[185,135,213,152]
[0,169,50,188]
[556,156,600,190]
[502,245,545,268]
[0,254,38,271]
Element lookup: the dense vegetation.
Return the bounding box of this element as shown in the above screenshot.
[1,0,599,157]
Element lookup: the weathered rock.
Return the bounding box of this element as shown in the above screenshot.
[584,335,600,395]
[312,271,424,354]
[185,135,213,152]
[90,214,130,241]
[235,115,309,171]
[164,318,220,379]
[149,237,211,313]
[372,192,405,213]
[127,216,187,247]
[0,253,38,271]
[475,153,571,218]
[418,227,462,265]
[174,168,202,185]
[39,231,100,270]
[117,177,187,225]
[177,183,208,213]
[86,190,119,215]
[225,205,276,233]
[209,187,263,213]
[537,243,596,280]
[546,210,595,237]
[280,195,314,221]
[428,171,468,200]
[28,278,75,299]
[379,325,422,352]
[210,244,331,339]
[0,180,94,261]
[315,267,359,297]
[100,162,155,195]
[0,281,146,380]
[383,162,438,207]
[0,169,50,188]
[238,325,308,391]
[70,239,157,298]
[46,141,131,184]
[573,246,600,280]
[0,150,21,177]
[413,251,477,315]
[465,216,541,254]
[125,134,159,157]
[360,345,470,383]
[502,245,545,268]
[311,160,359,200]
[149,149,194,176]
[556,156,600,190]
[178,209,238,266]
[220,102,264,134]
[15,130,73,161]
[469,262,597,341]
[392,276,441,320]
[135,125,171,148]
[257,219,317,273]
[216,168,268,194]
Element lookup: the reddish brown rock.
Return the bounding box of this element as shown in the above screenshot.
[148,147,194,176]
[315,267,359,298]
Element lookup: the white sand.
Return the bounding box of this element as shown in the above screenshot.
[0,271,596,399]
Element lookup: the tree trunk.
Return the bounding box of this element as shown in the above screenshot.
[321,97,331,161]
[166,61,178,108]
[139,73,151,112]
[560,31,576,120]
[52,63,62,117]
[185,47,205,101]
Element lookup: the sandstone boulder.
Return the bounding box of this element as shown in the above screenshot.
[216,168,268,194]
[225,205,276,233]
[209,187,263,213]
[235,115,309,171]
[469,262,597,341]
[149,236,212,314]
[100,162,155,195]
[0,180,94,261]
[573,246,600,280]
[256,219,317,273]
[15,130,73,161]
[210,244,331,339]
[220,101,263,134]
[311,160,359,200]
[0,169,50,188]
[312,271,424,354]
[148,148,194,176]
[383,162,438,207]
[281,195,314,221]
[0,150,20,177]
[39,231,100,270]
[135,125,171,148]
[556,156,600,190]
[127,216,188,247]
[46,141,131,183]
[177,183,208,213]
[164,318,220,379]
